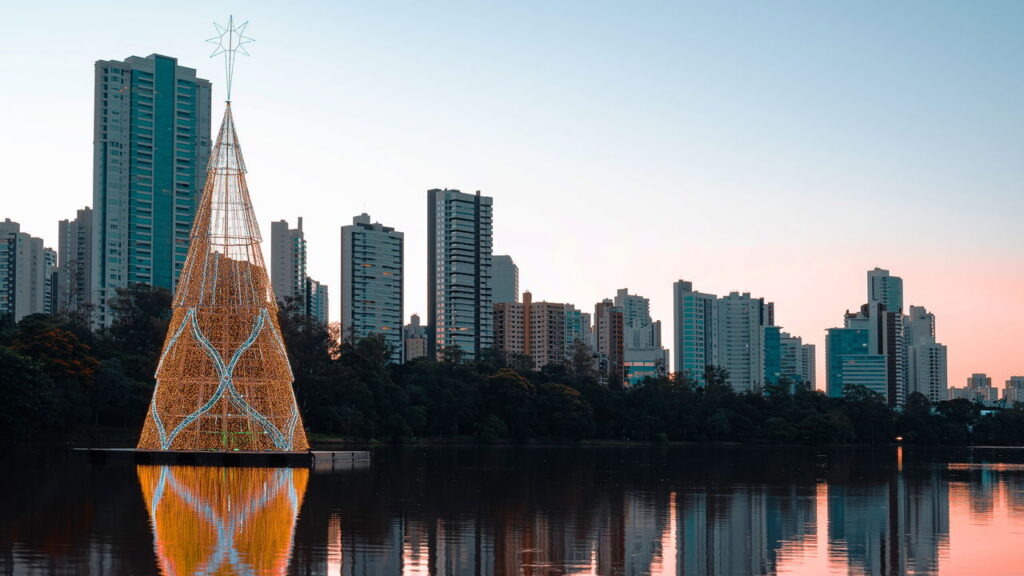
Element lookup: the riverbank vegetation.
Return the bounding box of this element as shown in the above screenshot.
[2,284,1022,447]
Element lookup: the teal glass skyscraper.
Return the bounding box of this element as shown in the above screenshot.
[92,54,211,324]
[826,327,883,398]
[763,325,782,386]
[427,188,493,361]
[341,213,404,363]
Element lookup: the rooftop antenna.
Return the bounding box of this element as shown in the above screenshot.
[207,15,254,102]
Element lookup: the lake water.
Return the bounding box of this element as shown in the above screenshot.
[2,445,1024,575]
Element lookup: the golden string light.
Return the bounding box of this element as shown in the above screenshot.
[136,103,308,452]
[137,465,309,575]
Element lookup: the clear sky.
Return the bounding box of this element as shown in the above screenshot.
[1,1,1021,389]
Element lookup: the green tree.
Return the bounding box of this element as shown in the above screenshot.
[102,284,172,385]
[763,416,798,443]
[278,297,339,433]
[707,410,732,441]
[106,283,172,358]
[92,359,134,426]
[440,345,464,365]
[570,340,596,379]
[533,382,595,440]
[10,315,99,428]
[935,399,980,444]
[897,392,940,444]
[0,346,59,442]
[840,384,894,444]
[505,352,535,374]
[482,368,535,440]
[475,414,508,443]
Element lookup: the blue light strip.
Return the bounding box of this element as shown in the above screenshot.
[151,466,295,576]
[150,309,197,447]
[152,308,298,450]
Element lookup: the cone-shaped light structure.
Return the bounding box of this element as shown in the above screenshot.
[137,104,308,452]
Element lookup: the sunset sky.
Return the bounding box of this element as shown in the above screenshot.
[1,1,1021,388]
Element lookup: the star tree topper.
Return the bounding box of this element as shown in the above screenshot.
[207,15,254,101]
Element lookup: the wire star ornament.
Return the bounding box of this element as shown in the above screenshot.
[207,15,254,101]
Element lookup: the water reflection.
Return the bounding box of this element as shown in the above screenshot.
[137,465,308,576]
[288,448,1022,576]
[4,447,1024,575]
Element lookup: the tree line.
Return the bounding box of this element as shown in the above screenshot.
[2,283,1023,447]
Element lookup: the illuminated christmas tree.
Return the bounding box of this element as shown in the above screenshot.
[137,17,308,452]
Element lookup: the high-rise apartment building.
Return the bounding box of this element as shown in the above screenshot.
[491,255,518,304]
[57,207,94,315]
[593,299,624,386]
[716,292,768,392]
[904,305,947,403]
[764,325,782,386]
[616,288,652,347]
[779,332,815,388]
[271,218,307,304]
[968,374,992,391]
[905,305,936,347]
[493,301,526,360]
[949,373,998,405]
[271,218,328,324]
[427,189,493,361]
[861,268,906,406]
[493,292,573,370]
[826,327,876,397]
[1005,377,1024,405]
[968,373,992,389]
[564,305,592,352]
[0,219,55,322]
[801,344,817,389]
[830,269,947,407]
[43,248,57,315]
[614,288,668,385]
[403,314,428,362]
[340,214,403,362]
[844,302,905,407]
[307,279,329,325]
[908,343,948,403]
[673,280,718,383]
[525,294,568,370]
[840,355,889,396]
[868,268,903,314]
[92,54,212,325]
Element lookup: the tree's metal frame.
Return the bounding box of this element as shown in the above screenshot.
[136,103,309,452]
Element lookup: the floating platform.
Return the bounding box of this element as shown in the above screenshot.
[73,448,370,470]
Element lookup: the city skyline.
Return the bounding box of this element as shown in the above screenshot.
[1,2,1022,388]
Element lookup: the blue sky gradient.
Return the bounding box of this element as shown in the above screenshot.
[1,1,1021,385]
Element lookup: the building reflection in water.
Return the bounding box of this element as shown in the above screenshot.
[827,464,950,575]
[136,465,308,576]
[293,449,969,576]
[9,448,1024,575]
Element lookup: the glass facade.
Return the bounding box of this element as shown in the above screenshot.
[427,189,493,361]
[341,214,404,363]
[93,54,211,324]
[826,327,873,398]
[673,281,718,384]
[763,325,782,386]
